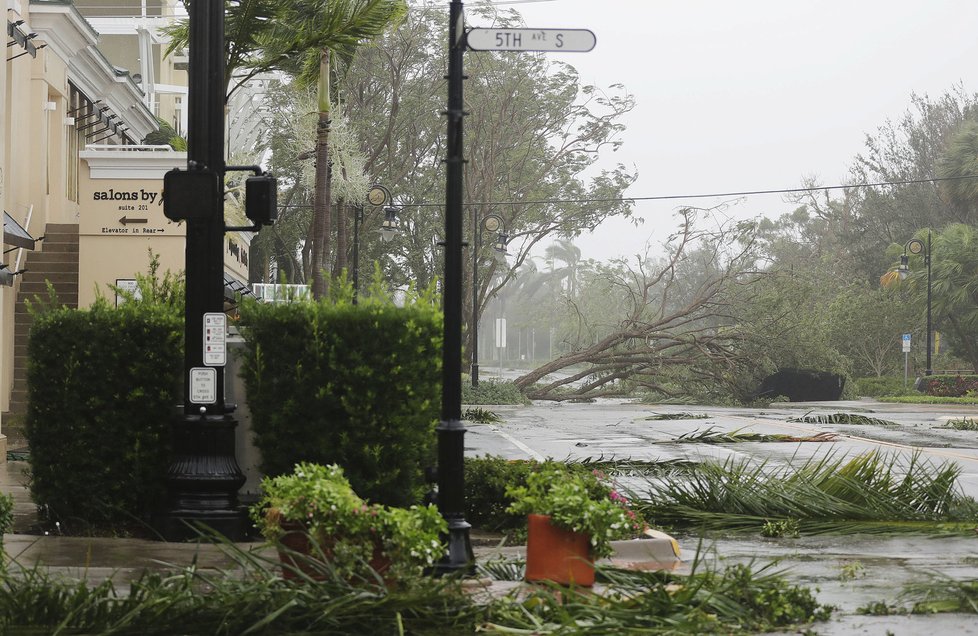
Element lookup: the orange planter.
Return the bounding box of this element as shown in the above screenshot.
[524,513,595,587]
[276,520,390,583]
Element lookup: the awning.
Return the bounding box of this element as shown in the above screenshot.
[224,272,257,302]
[3,212,35,250]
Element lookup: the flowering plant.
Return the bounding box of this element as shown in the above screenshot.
[505,465,643,559]
[250,463,446,580]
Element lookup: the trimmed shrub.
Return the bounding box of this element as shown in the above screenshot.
[922,374,978,397]
[238,291,442,507]
[852,376,916,397]
[25,296,182,529]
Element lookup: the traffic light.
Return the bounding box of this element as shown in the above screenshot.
[163,169,220,221]
[245,174,277,226]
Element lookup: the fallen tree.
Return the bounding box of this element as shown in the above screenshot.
[514,209,764,401]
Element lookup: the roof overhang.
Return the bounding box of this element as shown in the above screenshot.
[29,1,158,142]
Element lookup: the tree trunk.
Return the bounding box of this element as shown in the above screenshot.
[335,199,348,278]
[310,49,332,299]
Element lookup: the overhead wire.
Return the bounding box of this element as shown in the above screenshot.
[277,173,978,210]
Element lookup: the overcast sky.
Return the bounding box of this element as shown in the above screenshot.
[463,0,978,262]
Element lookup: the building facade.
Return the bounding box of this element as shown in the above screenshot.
[2,0,251,455]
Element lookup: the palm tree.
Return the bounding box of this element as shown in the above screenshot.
[262,0,406,298]
[166,0,406,298]
[544,239,582,297]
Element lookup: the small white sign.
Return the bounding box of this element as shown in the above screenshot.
[189,367,217,404]
[114,279,142,307]
[902,333,912,353]
[203,312,227,366]
[495,318,507,348]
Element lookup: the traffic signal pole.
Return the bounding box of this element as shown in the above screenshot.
[160,0,246,541]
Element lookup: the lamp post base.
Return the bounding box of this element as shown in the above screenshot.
[160,415,248,541]
[433,515,475,576]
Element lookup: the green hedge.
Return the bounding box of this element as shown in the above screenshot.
[922,374,978,397]
[238,293,442,507]
[25,300,181,529]
[851,376,916,397]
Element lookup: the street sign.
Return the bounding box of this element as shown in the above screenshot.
[189,367,217,404]
[203,312,227,366]
[466,28,596,53]
[902,333,912,353]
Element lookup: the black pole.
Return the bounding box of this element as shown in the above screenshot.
[471,207,480,387]
[161,0,246,541]
[352,205,362,305]
[926,230,933,376]
[434,0,474,575]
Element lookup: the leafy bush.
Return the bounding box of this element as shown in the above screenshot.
[25,268,183,529]
[923,374,978,397]
[239,289,442,507]
[0,492,12,537]
[461,379,528,405]
[465,456,538,532]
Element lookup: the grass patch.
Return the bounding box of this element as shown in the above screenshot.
[788,412,899,427]
[937,418,978,431]
[644,412,709,421]
[881,395,978,405]
[633,450,978,535]
[0,543,832,635]
[672,427,838,444]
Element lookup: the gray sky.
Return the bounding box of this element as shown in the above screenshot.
[466,0,978,262]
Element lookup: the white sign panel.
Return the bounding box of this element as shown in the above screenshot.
[466,28,596,53]
[114,278,142,307]
[902,333,912,353]
[203,312,227,366]
[495,318,507,348]
[190,367,217,404]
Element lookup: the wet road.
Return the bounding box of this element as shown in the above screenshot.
[467,398,978,634]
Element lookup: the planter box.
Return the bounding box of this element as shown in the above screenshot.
[603,529,682,571]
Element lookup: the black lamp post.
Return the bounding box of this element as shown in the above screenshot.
[470,213,507,387]
[353,187,399,304]
[898,231,933,376]
[433,0,474,575]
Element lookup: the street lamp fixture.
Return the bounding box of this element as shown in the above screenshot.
[471,214,506,387]
[353,186,399,303]
[379,207,400,242]
[899,233,932,376]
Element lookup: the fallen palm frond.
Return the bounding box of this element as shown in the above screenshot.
[0,534,482,635]
[901,574,978,614]
[937,418,978,431]
[633,450,978,534]
[482,556,832,634]
[788,412,899,427]
[565,456,701,477]
[671,426,838,444]
[462,407,502,424]
[644,412,709,421]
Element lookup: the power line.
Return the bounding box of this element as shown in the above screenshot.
[396,173,978,208]
[278,173,978,210]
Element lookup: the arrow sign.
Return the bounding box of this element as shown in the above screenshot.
[119,216,148,225]
[466,28,596,53]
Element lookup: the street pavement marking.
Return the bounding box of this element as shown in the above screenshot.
[487,424,546,461]
[727,415,978,465]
